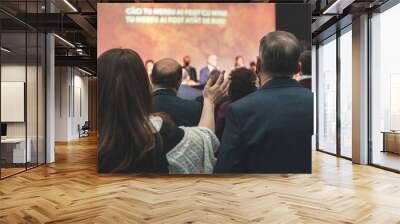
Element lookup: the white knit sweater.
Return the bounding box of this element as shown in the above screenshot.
[150,116,219,174]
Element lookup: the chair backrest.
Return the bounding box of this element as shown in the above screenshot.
[83,121,90,128]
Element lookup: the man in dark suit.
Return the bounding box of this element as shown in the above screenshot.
[215,31,313,173]
[199,54,218,86]
[182,55,197,82]
[151,58,202,127]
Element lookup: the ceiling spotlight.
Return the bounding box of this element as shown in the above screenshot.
[78,67,93,76]
[76,49,84,55]
[322,0,354,15]
[54,34,75,48]
[63,0,78,12]
[1,47,11,53]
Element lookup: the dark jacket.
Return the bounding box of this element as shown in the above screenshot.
[184,66,198,82]
[199,66,210,85]
[178,84,202,101]
[299,77,312,90]
[153,89,202,127]
[215,99,234,140]
[214,78,313,173]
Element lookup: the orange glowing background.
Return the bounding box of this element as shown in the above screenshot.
[98,3,276,71]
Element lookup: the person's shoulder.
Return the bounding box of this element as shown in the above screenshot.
[225,91,261,117]
[151,115,183,137]
[303,87,313,95]
[294,85,313,97]
[152,94,163,105]
[180,84,201,93]
[200,66,208,72]
[159,119,183,136]
[230,90,261,107]
[157,117,185,153]
[152,92,173,103]
[177,96,202,107]
[152,90,171,98]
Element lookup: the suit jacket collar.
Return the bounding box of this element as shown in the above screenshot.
[260,78,301,90]
[153,88,177,97]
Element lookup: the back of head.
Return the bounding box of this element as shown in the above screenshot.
[207,54,218,67]
[97,48,155,172]
[259,31,302,78]
[151,58,182,89]
[299,50,311,75]
[183,55,190,66]
[208,69,222,86]
[229,68,257,101]
[234,56,244,69]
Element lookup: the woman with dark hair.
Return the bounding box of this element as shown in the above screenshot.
[195,69,225,104]
[97,49,229,174]
[215,68,257,139]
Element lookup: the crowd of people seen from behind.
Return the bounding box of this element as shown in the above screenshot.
[98,31,313,174]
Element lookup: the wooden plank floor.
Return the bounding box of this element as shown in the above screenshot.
[1,135,400,224]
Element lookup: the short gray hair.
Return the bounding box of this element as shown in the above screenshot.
[259,31,302,78]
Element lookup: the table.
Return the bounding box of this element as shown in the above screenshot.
[1,138,32,164]
[382,131,400,154]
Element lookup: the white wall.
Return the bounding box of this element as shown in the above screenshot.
[55,67,70,141]
[1,66,26,138]
[1,63,46,164]
[72,73,89,138]
[55,67,89,141]
[1,65,40,137]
